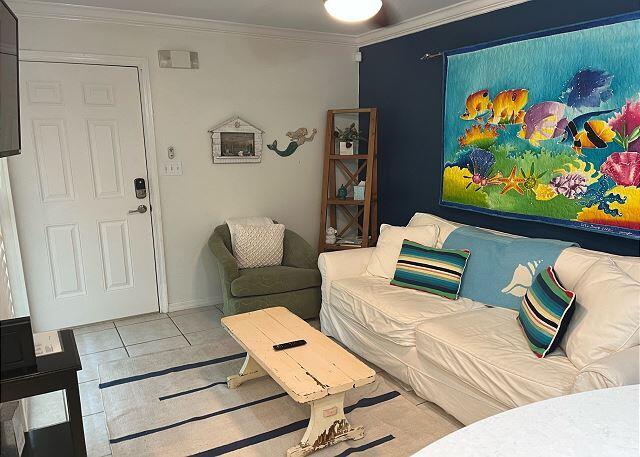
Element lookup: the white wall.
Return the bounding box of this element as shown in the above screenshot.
[14,13,358,311]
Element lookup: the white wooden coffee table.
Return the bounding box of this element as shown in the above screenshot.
[221,306,376,457]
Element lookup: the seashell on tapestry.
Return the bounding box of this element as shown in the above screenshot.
[599,151,640,187]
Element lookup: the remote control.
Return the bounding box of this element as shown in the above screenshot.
[273,340,307,351]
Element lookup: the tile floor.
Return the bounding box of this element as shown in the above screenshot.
[25,303,461,456]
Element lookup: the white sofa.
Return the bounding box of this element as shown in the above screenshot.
[319,213,640,425]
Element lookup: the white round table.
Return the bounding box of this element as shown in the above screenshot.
[414,385,639,457]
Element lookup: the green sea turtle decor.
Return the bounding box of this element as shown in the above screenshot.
[267,127,317,157]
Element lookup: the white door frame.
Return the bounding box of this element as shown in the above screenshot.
[17,50,169,314]
[0,159,29,317]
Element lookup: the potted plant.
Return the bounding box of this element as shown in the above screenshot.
[334,123,365,155]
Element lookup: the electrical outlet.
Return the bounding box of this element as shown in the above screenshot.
[162,161,183,176]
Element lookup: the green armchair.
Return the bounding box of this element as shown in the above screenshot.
[208,223,321,318]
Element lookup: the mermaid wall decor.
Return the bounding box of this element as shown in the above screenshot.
[268,127,317,157]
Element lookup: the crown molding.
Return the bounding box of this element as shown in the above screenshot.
[8,0,529,49]
[356,0,529,47]
[7,0,357,47]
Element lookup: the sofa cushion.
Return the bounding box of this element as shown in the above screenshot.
[407,212,640,290]
[366,224,439,279]
[415,307,578,408]
[330,275,483,346]
[561,257,640,369]
[554,246,640,290]
[408,212,464,248]
[231,266,320,297]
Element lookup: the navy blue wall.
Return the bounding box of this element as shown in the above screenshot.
[359,0,640,256]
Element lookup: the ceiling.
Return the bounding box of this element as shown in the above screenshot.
[26,0,469,35]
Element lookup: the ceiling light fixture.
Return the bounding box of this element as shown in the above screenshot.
[324,0,383,23]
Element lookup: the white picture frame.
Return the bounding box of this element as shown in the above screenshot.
[209,116,264,164]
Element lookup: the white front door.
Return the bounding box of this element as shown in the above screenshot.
[10,62,158,331]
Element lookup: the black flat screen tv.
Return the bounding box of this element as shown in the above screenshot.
[0,0,19,158]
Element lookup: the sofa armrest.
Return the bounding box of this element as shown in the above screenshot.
[318,248,375,305]
[572,346,640,393]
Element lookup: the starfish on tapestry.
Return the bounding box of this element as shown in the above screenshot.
[498,165,525,195]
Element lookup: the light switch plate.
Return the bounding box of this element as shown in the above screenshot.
[162,161,182,176]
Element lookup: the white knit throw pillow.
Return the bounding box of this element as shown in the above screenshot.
[233,224,285,269]
[225,216,273,255]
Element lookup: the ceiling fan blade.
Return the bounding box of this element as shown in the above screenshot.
[370,2,398,28]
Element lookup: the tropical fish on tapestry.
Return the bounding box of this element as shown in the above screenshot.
[560,109,615,150]
[561,68,613,109]
[460,89,492,121]
[518,104,616,149]
[518,101,568,146]
[569,119,616,154]
[487,89,528,125]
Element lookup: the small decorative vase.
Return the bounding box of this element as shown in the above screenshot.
[339,141,354,155]
[337,184,348,200]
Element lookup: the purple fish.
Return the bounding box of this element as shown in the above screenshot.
[562,69,613,109]
[518,101,568,145]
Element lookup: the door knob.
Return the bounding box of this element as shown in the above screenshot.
[128,204,148,214]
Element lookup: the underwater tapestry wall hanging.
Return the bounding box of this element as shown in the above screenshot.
[441,13,640,239]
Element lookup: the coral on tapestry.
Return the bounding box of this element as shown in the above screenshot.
[441,14,640,238]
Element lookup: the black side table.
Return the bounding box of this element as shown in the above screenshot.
[1,329,86,456]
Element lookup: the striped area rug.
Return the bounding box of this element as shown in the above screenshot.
[99,342,455,456]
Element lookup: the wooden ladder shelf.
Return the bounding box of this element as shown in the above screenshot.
[318,108,378,253]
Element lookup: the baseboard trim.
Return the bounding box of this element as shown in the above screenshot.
[168,297,223,313]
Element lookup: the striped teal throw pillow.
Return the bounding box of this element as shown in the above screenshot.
[518,267,576,358]
[390,240,470,300]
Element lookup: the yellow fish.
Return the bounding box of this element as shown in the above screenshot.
[572,120,616,154]
[487,89,529,125]
[460,89,492,120]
